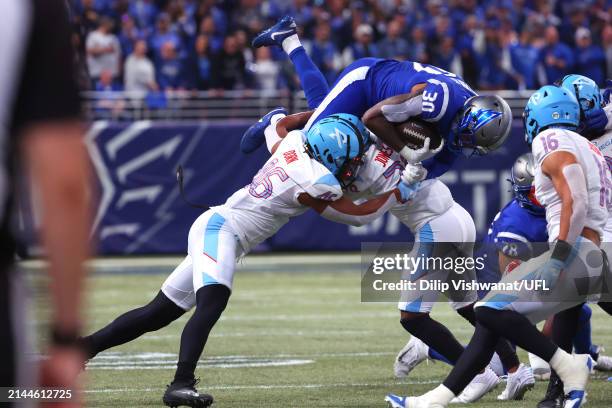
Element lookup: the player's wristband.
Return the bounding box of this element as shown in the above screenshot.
[551,239,572,264]
[51,327,81,347]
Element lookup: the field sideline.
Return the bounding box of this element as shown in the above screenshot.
[29,255,612,407]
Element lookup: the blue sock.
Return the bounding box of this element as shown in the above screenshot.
[289,47,329,109]
[573,304,595,356]
[429,347,454,365]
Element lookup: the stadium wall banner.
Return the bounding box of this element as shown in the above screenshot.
[24,120,530,254]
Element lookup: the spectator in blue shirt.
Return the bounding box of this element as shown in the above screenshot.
[193,34,212,90]
[341,24,379,66]
[306,22,339,84]
[574,27,606,86]
[129,0,158,33]
[537,25,574,85]
[377,19,410,61]
[433,36,462,76]
[509,28,539,89]
[156,41,185,90]
[199,15,224,54]
[410,25,430,64]
[150,13,183,64]
[117,14,141,57]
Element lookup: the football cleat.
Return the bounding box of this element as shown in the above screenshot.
[537,371,564,408]
[394,336,431,378]
[450,366,500,403]
[595,353,612,371]
[162,379,213,408]
[563,390,586,408]
[385,393,444,408]
[529,352,551,380]
[252,16,297,48]
[240,107,287,153]
[497,363,535,400]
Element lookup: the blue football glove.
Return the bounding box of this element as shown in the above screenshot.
[397,181,421,202]
[536,258,564,291]
[602,79,612,105]
[584,107,608,134]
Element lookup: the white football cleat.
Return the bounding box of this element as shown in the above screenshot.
[394,336,430,378]
[385,394,445,408]
[560,354,594,408]
[595,353,612,371]
[450,366,500,403]
[496,363,535,400]
[529,352,551,380]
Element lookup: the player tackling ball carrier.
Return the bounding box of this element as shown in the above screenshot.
[386,85,612,408]
[250,16,513,179]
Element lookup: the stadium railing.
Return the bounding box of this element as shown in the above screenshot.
[82,89,534,121]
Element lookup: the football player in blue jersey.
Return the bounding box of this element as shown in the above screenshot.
[251,16,513,179]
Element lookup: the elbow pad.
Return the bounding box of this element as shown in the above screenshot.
[381,95,423,123]
[562,163,588,243]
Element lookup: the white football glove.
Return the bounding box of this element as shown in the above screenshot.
[399,138,444,164]
[401,163,428,185]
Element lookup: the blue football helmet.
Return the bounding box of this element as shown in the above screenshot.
[509,153,544,214]
[558,74,602,114]
[305,113,370,188]
[523,85,580,144]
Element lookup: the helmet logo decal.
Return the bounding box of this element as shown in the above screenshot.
[467,108,502,132]
[329,127,348,148]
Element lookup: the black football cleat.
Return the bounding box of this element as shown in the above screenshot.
[537,371,564,408]
[162,379,214,408]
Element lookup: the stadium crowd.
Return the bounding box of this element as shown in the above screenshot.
[71,0,612,98]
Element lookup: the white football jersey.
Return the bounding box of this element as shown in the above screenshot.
[345,138,454,233]
[213,130,342,252]
[589,103,612,241]
[532,128,610,242]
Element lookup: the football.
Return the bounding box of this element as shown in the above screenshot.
[395,119,442,150]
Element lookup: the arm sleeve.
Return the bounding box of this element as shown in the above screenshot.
[320,194,398,227]
[381,95,424,123]
[421,145,459,179]
[11,0,81,132]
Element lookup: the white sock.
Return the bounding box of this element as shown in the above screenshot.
[549,348,583,392]
[264,113,287,152]
[424,385,455,406]
[281,34,301,55]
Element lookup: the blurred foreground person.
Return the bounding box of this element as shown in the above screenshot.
[0,0,90,406]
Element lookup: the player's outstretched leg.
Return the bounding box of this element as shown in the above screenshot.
[162,284,230,408]
[240,107,287,154]
[80,290,186,360]
[253,16,329,109]
[456,304,534,401]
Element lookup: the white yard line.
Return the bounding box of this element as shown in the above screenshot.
[85,379,439,393]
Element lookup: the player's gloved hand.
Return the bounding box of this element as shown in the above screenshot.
[400,138,444,164]
[401,163,428,185]
[536,258,564,290]
[584,107,608,134]
[536,239,572,290]
[397,181,421,203]
[602,79,612,105]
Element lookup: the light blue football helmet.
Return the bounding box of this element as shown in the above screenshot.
[523,85,580,144]
[558,74,602,114]
[305,113,370,187]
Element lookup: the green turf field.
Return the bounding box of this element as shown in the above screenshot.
[80,265,611,407]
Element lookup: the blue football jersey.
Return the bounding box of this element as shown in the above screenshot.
[368,59,476,140]
[476,199,548,296]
